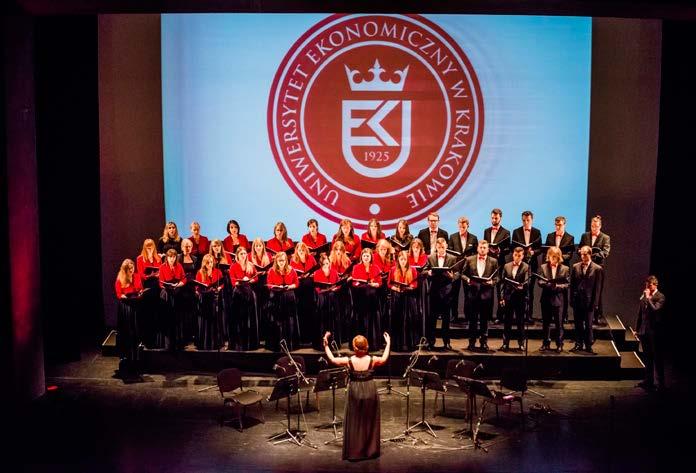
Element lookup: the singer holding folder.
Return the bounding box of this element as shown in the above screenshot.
[195,254,224,350]
[314,254,341,347]
[426,238,459,350]
[266,252,299,351]
[290,242,318,346]
[322,331,391,461]
[351,249,383,350]
[388,251,420,351]
[115,259,143,363]
[229,246,260,351]
[461,240,500,351]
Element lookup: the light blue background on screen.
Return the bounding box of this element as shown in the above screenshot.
[162,14,591,241]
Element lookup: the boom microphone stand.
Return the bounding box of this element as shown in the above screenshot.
[384,337,427,444]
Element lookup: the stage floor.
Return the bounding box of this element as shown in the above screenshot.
[13,350,687,473]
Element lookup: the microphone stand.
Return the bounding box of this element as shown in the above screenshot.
[278,339,318,449]
[384,338,427,444]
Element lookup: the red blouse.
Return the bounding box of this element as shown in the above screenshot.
[331,260,351,276]
[189,235,210,257]
[266,237,294,254]
[195,268,224,285]
[360,231,386,244]
[351,264,382,287]
[388,267,418,289]
[136,254,161,275]
[333,234,362,260]
[223,234,250,253]
[313,267,339,292]
[229,262,258,284]
[290,254,317,275]
[373,255,393,274]
[302,232,327,249]
[159,262,187,286]
[115,273,143,298]
[408,253,428,268]
[266,268,299,287]
[212,252,233,267]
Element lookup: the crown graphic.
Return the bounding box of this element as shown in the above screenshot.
[344,60,409,92]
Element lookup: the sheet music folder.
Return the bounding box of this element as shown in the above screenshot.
[313,368,348,393]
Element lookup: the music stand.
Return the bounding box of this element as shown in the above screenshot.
[378,357,408,397]
[313,367,348,444]
[452,376,494,451]
[405,369,446,438]
[267,375,308,448]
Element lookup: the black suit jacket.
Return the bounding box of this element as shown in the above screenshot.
[499,261,531,303]
[579,231,611,265]
[448,232,479,259]
[417,228,449,255]
[636,290,666,337]
[538,263,569,307]
[462,255,499,300]
[544,232,575,265]
[570,261,603,311]
[483,226,511,264]
[511,226,542,268]
[427,253,459,292]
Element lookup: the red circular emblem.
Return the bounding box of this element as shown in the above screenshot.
[268,14,484,230]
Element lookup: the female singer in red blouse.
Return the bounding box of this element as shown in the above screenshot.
[302,218,328,250]
[209,239,233,268]
[195,254,224,350]
[333,218,362,260]
[229,246,260,350]
[291,242,318,347]
[266,252,299,351]
[361,218,386,245]
[115,259,143,363]
[388,251,421,351]
[267,221,294,254]
[313,253,342,346]
[329,240,352,275]
[351,248,382,349]
[329,240,353,344]
[223,219,250,254]
[408,237,429,340]
[250,237,272,337]
[159,249,186,350]
[188,221,210,264]
[157,221,182,255]
[373,238,394,334]
[135,239,161,348]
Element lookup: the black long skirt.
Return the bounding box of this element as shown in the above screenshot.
[316,289,340,349]
[266,289,299,351]
[343,370,380,461]
[350,285,381,350]
[197,289,224,350]
[389,289,421,351]
[117,299,139,361]
[230,283,259,350]
[296,277,316,345]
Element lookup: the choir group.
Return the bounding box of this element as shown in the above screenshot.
[113,209,611,362]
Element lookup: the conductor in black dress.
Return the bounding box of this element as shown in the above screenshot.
[570,246,603,353]
[636,276,666,391]
[323,331,391,461]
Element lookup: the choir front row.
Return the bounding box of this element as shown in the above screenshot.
[114,237,602,363]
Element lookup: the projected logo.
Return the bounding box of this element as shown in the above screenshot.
[268,14,483,229]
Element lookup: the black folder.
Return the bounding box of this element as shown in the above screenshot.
[144,266,160,276]
[511,238,541,250]
[308,241,331,255]
[360,239,377,250]
[388,237,410,252]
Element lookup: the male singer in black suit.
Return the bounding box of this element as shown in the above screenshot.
[537,246,569,351]
[511,210,542,324]
[483,208,510,323]
[426,238,458,350]
[448,216,479,323]
[636,275,666,391]
[545,216,575,323]
[499,247,531,351]
[579,215,611,324]
[417,211,449,256]
[462,240,499,351]
[570,246,604,353]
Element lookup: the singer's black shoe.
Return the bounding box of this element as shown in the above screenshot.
[518,341,525,351]
[480,342,489,352]
[556,343,564,352]
[539,344,551,352]
[584,346,596,354]
[570,344,583,352]
[499,343,509,352]
[466,341,476,351]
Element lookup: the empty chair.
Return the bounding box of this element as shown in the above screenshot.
[217,368,264,431]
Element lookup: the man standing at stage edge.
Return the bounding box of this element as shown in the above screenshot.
[636,275,666,391]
